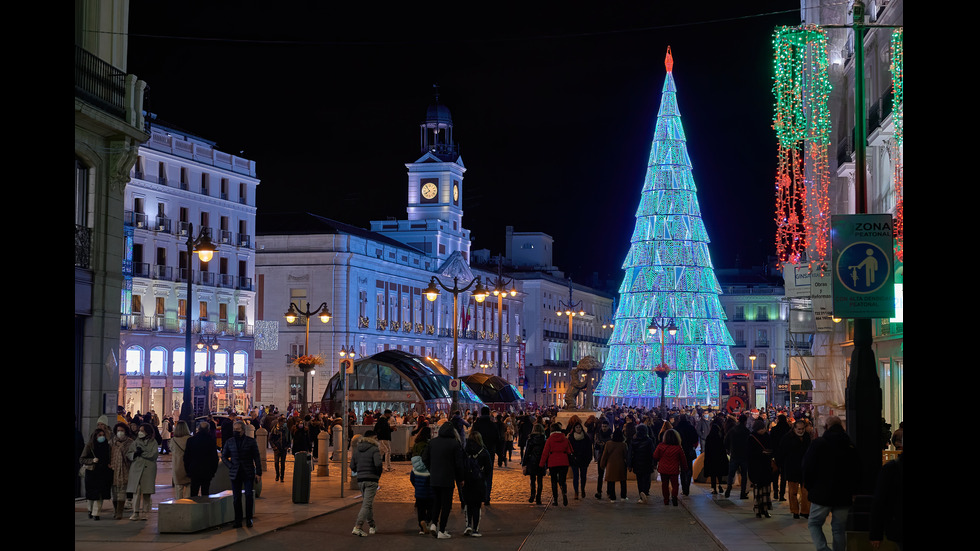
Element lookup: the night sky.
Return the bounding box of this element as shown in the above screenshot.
[127,2,802,287]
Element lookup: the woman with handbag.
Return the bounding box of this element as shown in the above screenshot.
[747,419,775,518]
[79,427,113,520]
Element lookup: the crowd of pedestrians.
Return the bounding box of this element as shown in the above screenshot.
[77,401,903,550]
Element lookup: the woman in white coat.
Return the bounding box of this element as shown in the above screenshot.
[170,421,192,499]
[127,423,159,520]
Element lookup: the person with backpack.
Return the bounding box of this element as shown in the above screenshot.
[462,431,491,537]
[538,421,574,506]
[522,423,547,505]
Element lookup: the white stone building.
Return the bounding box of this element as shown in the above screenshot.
[75,0,149,436]
[119,123,259,417]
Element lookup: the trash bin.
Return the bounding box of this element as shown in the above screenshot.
[292,451,312,503]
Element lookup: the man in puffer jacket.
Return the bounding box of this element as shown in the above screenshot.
[349,431,383,536]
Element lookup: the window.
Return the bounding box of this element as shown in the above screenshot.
[149,347,167,375]
[125,346,144,375]
[199,301,208,321]
[220,178,229,199]
[239,182,246,203]
[238,305,247,325]
[75,157,89,227]
[214,350,229,375]
[132,294,142,315]
[201,173,210,195]
[234,351,248,375]
[156,297,165,317]
[194,349,209,374]
[178,299,187,320]
[173,348,185,375]
[757,305,768,320]
[219,303,228,322]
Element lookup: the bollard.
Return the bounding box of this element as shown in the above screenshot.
[292,451,312,503]
[331,424,343,461]
[317,430,330,476]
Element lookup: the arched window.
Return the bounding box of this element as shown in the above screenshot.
[149,346,167,375]
[194,349,208,373]
[233,350,248,376]
[173,348,185,375]
[125,346,144,375]
[214,349,230,375]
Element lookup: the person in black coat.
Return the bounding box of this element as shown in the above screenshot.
[724,414,751,499]
[747,419,774,518]
[470,407,498,505]
[768,414,792,500]
[568,422,593,500]
[674,415,699,496]
[870,428,903,550]
[221,420,262,528]
[803,416,860,551]
[702,423,729,494]
[522,424,547,505]
[629,424,655,503]
[184,421,219,497]
[422,421,464,538]
[776,420,811,518]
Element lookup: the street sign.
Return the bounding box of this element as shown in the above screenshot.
[448,378,461,391]
[831,214,895,318]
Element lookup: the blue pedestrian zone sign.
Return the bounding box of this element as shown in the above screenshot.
[831,215,895,318]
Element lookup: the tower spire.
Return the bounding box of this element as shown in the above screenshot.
[665,45,673,73]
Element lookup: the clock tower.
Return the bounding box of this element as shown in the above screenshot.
[371,90,471,261]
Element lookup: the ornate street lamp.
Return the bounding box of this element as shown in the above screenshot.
[179,224,217,425]
[648,317,677,415]
[487,258,518,378]
[424,275,489,413]
[338,344,355,497]
[284,301,332,418]
[556,279,586,397]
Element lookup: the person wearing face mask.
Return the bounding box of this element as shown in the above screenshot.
[222,420,263,528]
[79,428,113,520]
[109,423,134,519]
[126,423,159,521]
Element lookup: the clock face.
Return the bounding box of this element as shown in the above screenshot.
[421,182,438,200]
[453,183,459,202]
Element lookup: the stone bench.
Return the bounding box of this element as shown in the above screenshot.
[157,490,235,533]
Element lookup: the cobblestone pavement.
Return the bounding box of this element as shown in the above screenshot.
[376,451,607,504]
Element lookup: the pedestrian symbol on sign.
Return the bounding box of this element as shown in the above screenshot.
[836,242,890,295]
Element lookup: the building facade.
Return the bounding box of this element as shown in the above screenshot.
[75,0,149,436]
[254,100,522,413]
[800,0,903,429]
[119,123,259,417]
[716,264,795,408]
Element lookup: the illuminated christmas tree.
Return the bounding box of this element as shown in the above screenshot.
[594,47,737,406]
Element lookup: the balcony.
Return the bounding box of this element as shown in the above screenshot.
[154,217,172,233]
[74,45,126,119]
[237,276,253,291]
[132,262,150,278]
[237,234,251,248]
[124,211,149,229]
[219,274,236,288]
[154,265,173,281]
[219,230,233,245]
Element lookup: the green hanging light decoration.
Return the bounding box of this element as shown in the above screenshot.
[890,28,903,263]
[772,25,832,268]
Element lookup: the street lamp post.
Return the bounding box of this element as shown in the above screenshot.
[425,276,489,414]
[543,369,552,407]
[769,362,777,408]
[487,259,517,378]
[179,223,217,426]
[338,344,355,498]
[284,301,332,419]
[647,317,677,416]
[556,279,586,400]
